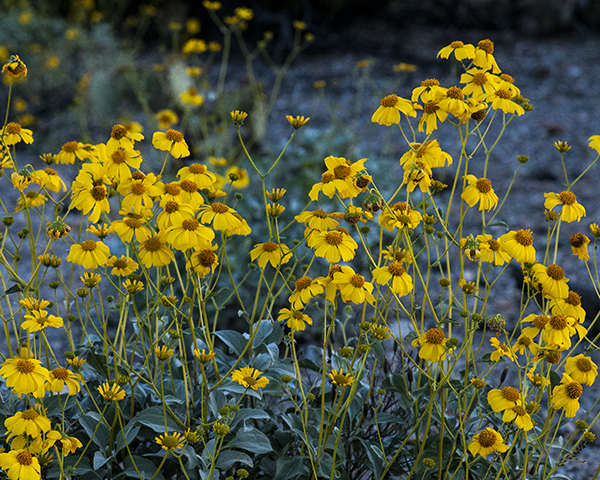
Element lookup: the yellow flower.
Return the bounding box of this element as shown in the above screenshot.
[152,129,190,158]
[187,242,219,277]
[418,100,448,134]
[231,367,269,390]
[180,87,204,107]
[154,346,174,360]
[437,41,475,61]
[1,54,28,78]
[21,310,63,333]
[521,313,549,339]
[98,382,126,401]
[544,191,585,222]
[531,263,569,299]
[166,216,215,251]
[402,160,432,193]
[295,209,339,234]
[249,241,292,268]
[138,233,174,268]
[473,39,501,72]
[156,109,178,129]
[69,163,110,223]
[542,314,576,350]
[513,334,540,356]
[66,240,110,270]
[0,356,50,397]
[203,1,222,10]
[588,135,600,154]
[379,202,422,231]
[372,262,413,296]
[46,367,82,395]
[400,140,452,168]
[476,234,511,266]
[0,450,41,480]
[551,373,582,418]
[193,348,215,363]
[182,38,207,54]
[199,202,243,233]
[437,86,468,117]
[107,123,144,152]
[551,291,586,322]
[3,122,33,145]
[123,279,144,294]
[415,328,448,362]
[565,354,598,386]
[277,308,313,331]
[411,78,446,103]
[177,163,216,188]
[107,255,138,276]
[460,67,500,96]
[156,432,185,450]
[67,356,86,369]
[569,233,590,261]
[5,408,51,438]
[502,403,533,431]
[488,386,521,412]
[311,227,358,263]
[16,191,47,211]
[103,145,143,180]
[329,368,353,387]
[461,175,498,210]
[490,337,516,362]
[499,229,536,264]
[288,276,325,309]
[371,94,417,125]
[59,435,83,455]
[230,110,248,125]
[468,428,509,457]
[111,214,152,243]
[286,115,310,129]
[331,266,375,304]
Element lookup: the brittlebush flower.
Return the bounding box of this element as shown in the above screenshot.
[565,354,598,386]
[331,266,375,304]
[0,356,50,397]
[98,382,126,401]
[488,386,521,412]
[531,263,569,299]
[66,240,110,270]
[249,241,292,268]
[138,233,174,268]
[311,227,358,263]
[569,232,590,261]
[437,41,475,61]
[156,432,185,451]
[188,243,219,277]
[477,234,511,266]
[551,373,582,418]
[329,368,353,386]
[288,276,325,309]
[503,403,534,431]
[490,337,516,362]
[0,450,41,480]
[499,229,536,264]
[156,109,178,129]
[231,367,269,390]
[415,328,448,362]
[551,291,586,322]
[544,191,585,222]
[461,175,498,210]
[193,349,215,363]
[2,54,28,78]
[3,122,33,145]
[308,156,367,201]
[277,308,313,331]
[399,140,452,169]
[371,94,417,125]
[372,262,413,296]
[152,129,190,158]
[468,428,509,457]
[107,255,139,276]
[46,367,82,395]
[21,310,63,332]
[542,314,576,349]
[4,408,51,438]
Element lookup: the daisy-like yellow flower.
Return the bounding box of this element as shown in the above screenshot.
[16,191,47,211]
[19,297,51,312]
[468,428,509,457]
[460,67,499,97]
[411,78,447,103]
[46,367,82,395]
[286,115,310,129]
[137,233,174,268]
[473,39,501,73]
[437,86,468,117]
[551,373,582,418]
[415,328,448,362]
[55,141,90,164]
[588,135,600,154]
[502,403,534,431]
[249,241,292,269]
[182,38,207,54]
[231,367,269,390]
[69,163,110,223]
[311,227,358,263]
[107,255,139,276]
[152,129,190,158]
[177,163,216,188]
[417,100,448,134]
[476,234,511,266]
[437,41,475,61]
[156,432,185,451]
[544,191,586,223]
[59,435,83,455]
[4,408,51,438]
[123,279,144,294]
[180,87,204,107]
[98,382,126,401]
[277,308,313,331]
[2,54,28,77]
[482,88,524,115]
[461,175,498,210]
[402,160,432,193]
[193,348,215,363]
[488,386,521,412]
[187,242,219,277]
[531,263,569,299]
[399,140,452,169]
[0,356,50,397]
[295,209,339,240]
[166,216,215,251]
[3,122,33,145]
[565,354,598,386]
[21,310,63,333]
[154,345,174,360]
[111,213,152,243]
[107,123,144,152]
[569,232,590,261]
[542,314,576,350]
[552,291,586,322]
[331,266,375,304]
[521,313,549,339]
[329,368,353,387]
[308,156,367,201]
[371,94,417,125]
[372,262,413,297]
[379,202,422,231]
[513,334,540,356]
[199,202,242,232]
[118,171,163,213]
[0,449,41,480]
[288,275,325,309]
[86,223,114,240]
[490,337,516,362]
[103,145,143,180]
[499,229,536,264]
[156,109,178,129]
[66,240,110,270]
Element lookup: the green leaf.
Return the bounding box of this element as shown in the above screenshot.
[549,370,561,391]
[229,408,271,430]
[93,451,111,470]
[215,449,253,470]
[272,456,308,480]
[4,283,23,295]
[213,330,247,356]
[371,340,385,364]
[129,405,180,433]
[228,426,273,454]
[357,438,384,478]
[115,424,140,454]
[381,374,412,400]
[121,455,165,480]
[79,412,110,449]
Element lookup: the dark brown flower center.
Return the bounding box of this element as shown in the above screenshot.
[16,359,36,373]
[478,39,494,54]
[321,172,334,183]
[450,41,464,49]
[91,185,107,201]
[476,178,492,193]
[424,328,445,344]
[324,232,343,246]
[295,276,312,291]
[566,381,583,399]
[16,451,33,466]
[111,124,128,140]
[166,129,184,142]
[144,237,162,252]
[188,164,205,174]
[549,314,567,330]
[111,148,126,164]
[164,183,181,195]
[566,291,581,306]
[423,102,439,114]
[472,73,487,85]
[62,141,78,152]
[131,183,146,196]
[576,357,593,372]
[112,259,128,269]
[124,218,142,228]
[6,122,22,134]
[80,240,97,251]
[262,241,278,252]
[51,367,69,380]
[501,386,520,401]
[546,264,565,280]
[164,200,179,213]
[211,202,229,213]
[197,250,216,267]
[446,86,464,100]
[180,179,197,193]
[421,78,439,87]
[380,94,398,108]
[22,408,39,420]
[559,191,577,205]
[182,219,200,231]
[388,263,406,276]
[495,89,511,100]
[515,229,533,246]
[350,274,365,288]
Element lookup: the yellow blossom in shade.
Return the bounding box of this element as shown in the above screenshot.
[308,156,367,200]
[437,41,475,60]
[180,88,204,107]
[112,213,152,243]
[55,141,90,164]
[16,191,47,211]
[193,348,215,363]
[182,38,207,54]
[437,86,469,117]
[542,314,576,349]
[156,109,178,129]
[186,67,202,76]
[0,356,50,397]
[46,367,82,395]
[103,145,143,180]
[226,166,250,188]
[490,337,516,362]
[231,367,269,390]
[0,449,41,480]
[521,313,549,339]
[544,191,586,222]
[107,255,138,276]
[19,297,51,312]
[468,428,508,457]
[2,54,28,78]
[66,240,110,270]
[21,310,63,333]
[331,266,375,304]
[402,160,432,193]
[156,432,185,451]
[4,408,51,438]
[460,67,500,96]
[277,308,313,331]
[187,242,219,276]
[588,135,600,154]
[461,175,498,210]
[311,227,358,263]
[502,403,533,431]
[81,272,102,288]
[473,39,501,73]
[371,94,417,125]
[288,276,325,309]
[152,129,190,158]
[199,202,241,232]
[411,78,446,103]
[476,234,511,266]
[399,140,452,169]
[106,124,144,152]
[569,232,590,261]
[329,368,354,387]
[286,115,310,129]
[372,262,413,296]
[552,291,586,322]
[296,209,340,235]
[513,334,540,356]
[415,328,448,362]
[531,263,569,299]
[154,346,174,360]
[418,100,448,134]
[499,229,536,264]
[552,373,583,418]
[564,354,597,387]
[67,356,86,369]
[69,163,110,223]
[118,171,163,212]
[174,180,204,210]
[488,386,521,412]
[86,223,114,240]
[249,241,292,268]
[231,110,248,125]
[177,163,216,188]
[230,213,252,236]
[167,216,215,251]
[59,435,83,455]
[379,202,422,231]
[3,122,33,145]
[138,233,174,268]
[482,88,524,115]
[98,382,126,401]
[123,279,144,294]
